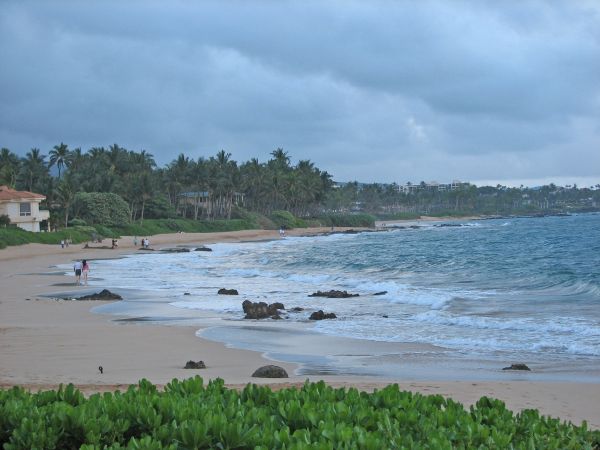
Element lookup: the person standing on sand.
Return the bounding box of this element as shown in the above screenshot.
[134,236,138,247]
[82,259,90,285]
[73,260,83,285]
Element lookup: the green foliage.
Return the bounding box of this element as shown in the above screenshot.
[0,214,10,227]
[113,218,256,237]
[0,226,96,249]
[0,377,598,449]
[270,210,307,229]
[74,192,130,227]
[68,218,87,227]
[231,206,277,230]
[318,213,376,227]
[143,195,178,219]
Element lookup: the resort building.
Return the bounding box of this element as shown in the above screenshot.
[398,180,470,193]
[0,185,50,232]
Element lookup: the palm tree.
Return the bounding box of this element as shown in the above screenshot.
[56,175,76,227]
[0,148,20,187]
[19,148,48,192]
[49,142,71,179]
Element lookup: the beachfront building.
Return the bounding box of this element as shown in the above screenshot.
[398,180,470,193]
[0,185,50,232]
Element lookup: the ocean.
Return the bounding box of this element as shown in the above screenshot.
[86,214,600,381]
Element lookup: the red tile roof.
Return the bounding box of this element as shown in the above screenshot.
[0,185,46,201]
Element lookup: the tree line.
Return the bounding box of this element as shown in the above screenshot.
[1,143,599,230]
[0,144,333,228]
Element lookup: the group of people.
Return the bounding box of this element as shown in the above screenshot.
[133,236,150,248]
[73,259,90,286]
[60,238,72,248]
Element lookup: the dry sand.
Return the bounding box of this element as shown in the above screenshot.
[1,227,599,428]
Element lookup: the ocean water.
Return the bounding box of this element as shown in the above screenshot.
[85,214,600,380]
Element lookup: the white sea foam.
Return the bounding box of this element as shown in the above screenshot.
[86,214,600,366]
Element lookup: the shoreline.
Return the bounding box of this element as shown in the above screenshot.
[1,224,600,428]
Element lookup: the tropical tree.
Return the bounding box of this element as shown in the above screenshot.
[56,174,76,227]
[18,148,48,192]
[49,142,71,179]
[0,148,20,187]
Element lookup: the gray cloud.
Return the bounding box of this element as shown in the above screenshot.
[1,0,599,185]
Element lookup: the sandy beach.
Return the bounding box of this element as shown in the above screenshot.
[1,227,599,429]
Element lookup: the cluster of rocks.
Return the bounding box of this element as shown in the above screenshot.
[218,288,239,295]
[161,247,191,253]
[240,300,337,321]
[309,310,337,320]
[309,290,359,298]
[182,360,289,378]
[184,360,206,369]
[242,300,285,319]
[502,363,531,371]
[74,289,123,301]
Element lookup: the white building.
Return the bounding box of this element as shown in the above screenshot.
[0,185,50,232]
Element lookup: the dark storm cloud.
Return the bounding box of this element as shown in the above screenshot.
[1,0,599,185]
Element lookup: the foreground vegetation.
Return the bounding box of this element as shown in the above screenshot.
[1,377,598,449]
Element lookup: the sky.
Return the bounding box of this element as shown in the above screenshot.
[1,1,599,187]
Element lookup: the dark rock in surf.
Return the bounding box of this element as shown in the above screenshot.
[242,300,285,319]
[290,307,304,312]
[309,310,337,320]
[252,365,288,378]
[373,291,388,296]
[161,247,191,253]
[309,290,359,298]
[218,288,239,295]
[195,246,213,252]
[75,289,122,301]
[502,363,531,371]
[184,360,206,369]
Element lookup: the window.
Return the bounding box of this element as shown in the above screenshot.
[20,202,31,216]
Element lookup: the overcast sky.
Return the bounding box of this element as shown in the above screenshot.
[1,1,599,186]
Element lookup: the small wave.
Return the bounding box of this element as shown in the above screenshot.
[412,311,598,336]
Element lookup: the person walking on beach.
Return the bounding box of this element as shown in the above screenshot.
[73,260,83,286]
[60,239,65,249]
[82,259,90,286]
[134,236,138,247]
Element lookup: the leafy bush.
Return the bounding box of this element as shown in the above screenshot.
[73,192,130,227]
[0,227,96,249]
[113,218,258,237]
[142,195,178,219]
[0,377,597,449]
[68,218,87,227]
[270,210,307,229]
[0,214,10,227]
[318,213,376,227]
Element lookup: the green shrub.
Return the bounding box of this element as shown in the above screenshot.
[0,214,10,227]
[0,377,597,449]
[0,227,96,249]
[318,213,376,227]
[73,192,130,227]
[68,218,87,227]
[270,210,307,229]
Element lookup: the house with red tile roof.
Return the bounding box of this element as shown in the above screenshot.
[0,185,50,232]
